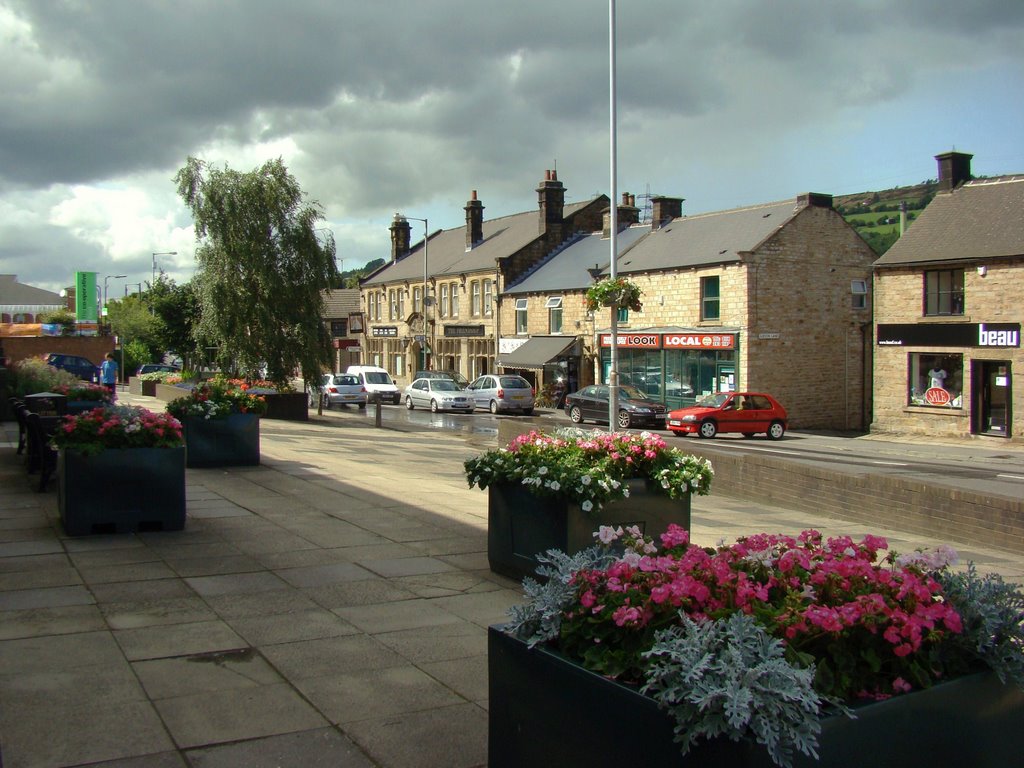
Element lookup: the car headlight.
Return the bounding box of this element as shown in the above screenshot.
[634,407,652,413]
[681,414,697,422]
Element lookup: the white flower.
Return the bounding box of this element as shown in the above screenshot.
[538,466,549,476]
[580,475,592,486]
[548,480,561,492]
[581,500,594,512]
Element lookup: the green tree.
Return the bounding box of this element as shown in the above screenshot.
[150,276,202,370]
[107,294,161,362]
[174,156,338,386]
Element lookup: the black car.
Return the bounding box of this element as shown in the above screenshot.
[564,384,667,430]
[136,363,180,375]
[45,353,99,381]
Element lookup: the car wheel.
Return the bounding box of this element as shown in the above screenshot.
[569,406,584,424]
[698,420,717,439]
[617,410,632,430]
[430,400,439,413]
[490,400,499,415]
[358,403,366,410]
[767,421,786,440]
[405,396,415,410]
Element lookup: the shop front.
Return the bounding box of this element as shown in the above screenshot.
[598,330,739,410]
[498,335,581,403]
[875,322,1020,439]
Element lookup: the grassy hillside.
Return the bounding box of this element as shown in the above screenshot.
[834,181,937,255]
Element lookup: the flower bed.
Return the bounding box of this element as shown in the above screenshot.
[51,405,184,456]
[498,525,1024,767]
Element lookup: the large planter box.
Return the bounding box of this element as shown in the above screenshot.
[155,382,190,403]
[261,392,308,421]
[487,479,690,582]
[58,447,186,536]
[129,378,157,397]
[66,400,109,415]
[182,413,260,468]
[488,626,1024,768]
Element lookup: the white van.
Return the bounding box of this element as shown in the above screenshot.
[346,365,401,404]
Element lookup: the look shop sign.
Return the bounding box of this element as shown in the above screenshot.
[600,332,736,349]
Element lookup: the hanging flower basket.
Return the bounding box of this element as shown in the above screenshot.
[585,277,643,313]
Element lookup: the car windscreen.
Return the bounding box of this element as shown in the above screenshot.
[433,381,460,391]
[617,385,647,400]
[364,372,392,384]
[499,377,530,388]
[698,393,730,408]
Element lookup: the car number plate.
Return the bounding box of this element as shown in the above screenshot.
[668,419,681,426]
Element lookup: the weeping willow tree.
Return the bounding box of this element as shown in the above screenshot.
[175,156,338,386]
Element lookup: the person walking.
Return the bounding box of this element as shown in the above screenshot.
[100,353,118,398]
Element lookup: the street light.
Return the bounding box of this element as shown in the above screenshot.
[103,274,127,317]
[151,251,177,288]
[125,283,143,298]
[402,215,430,370]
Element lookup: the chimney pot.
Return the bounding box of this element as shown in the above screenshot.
[465,191,485,249]
[935,151,973,192]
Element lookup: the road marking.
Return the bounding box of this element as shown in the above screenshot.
[871,461,908,466]
[997,473,1024,481]
[715,444,803,456]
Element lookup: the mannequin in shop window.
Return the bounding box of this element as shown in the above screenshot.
[928,367,948,390]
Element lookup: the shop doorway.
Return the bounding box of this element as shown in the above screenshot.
[972,360,1012,437]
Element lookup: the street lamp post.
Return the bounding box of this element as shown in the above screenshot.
[103,274,127,317]
[125,283,143,298]
[151,251,177,288]
[403,216,430,370]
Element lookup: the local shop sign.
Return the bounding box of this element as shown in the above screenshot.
[600,333,736,349]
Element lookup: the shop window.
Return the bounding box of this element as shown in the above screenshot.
[851,279,868,310]
[547,296,563,333]
[924,269,964,316]
[515,299,528,334]
[908,353,963,408]
[701,276,720,321]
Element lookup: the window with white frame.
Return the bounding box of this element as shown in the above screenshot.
[389,289,401,320]
[546,296,563,333]
[483,279,493,315]
[440,284,450,318]
[471,281,481,316]
[413,286,423,314]
[367,292,376,322]
[515,298,528,334]
[450,283,459,317]
[851,279,868,309]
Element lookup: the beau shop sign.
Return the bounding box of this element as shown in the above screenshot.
[877,322,1020,348]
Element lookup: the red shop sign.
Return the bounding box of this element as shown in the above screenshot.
[662,333,736,350]
[924,387,951,406]
[599,334,661,348]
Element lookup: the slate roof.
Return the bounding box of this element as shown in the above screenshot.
[875,176,1024,266]
[362,201,595,286]
[612,199,802,275]
[322,289,360,318]
[0,275,63,307]
[505,224,649,295]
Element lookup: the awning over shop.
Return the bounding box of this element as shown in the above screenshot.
[498,336,577,369]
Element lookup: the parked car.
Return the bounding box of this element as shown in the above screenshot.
[404,378,474,412]
[136,363,180,376]
[346,365,401,404]
[563,384,667,429]
[45,353,99,381]
[667,391,788,440]
[312,373,367,409]
[412,370,470,389]
[466,374,535,415]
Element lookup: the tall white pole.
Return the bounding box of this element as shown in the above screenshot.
[608,0,620,431]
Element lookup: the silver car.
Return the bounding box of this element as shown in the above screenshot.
[404,378,474,413]
[312,373,367,409]
[466,374,535,415]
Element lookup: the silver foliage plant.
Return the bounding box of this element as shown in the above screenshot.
[936,564,1024,688]
[641,613,824,768]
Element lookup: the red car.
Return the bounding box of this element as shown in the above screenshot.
[667,392,787,440]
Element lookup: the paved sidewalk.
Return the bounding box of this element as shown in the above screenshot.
[1,396,1022,767]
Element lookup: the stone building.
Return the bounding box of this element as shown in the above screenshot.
[872,152,1023,441]
[321,288,362,372]
[358,171,606,384]
[501,193,877,430]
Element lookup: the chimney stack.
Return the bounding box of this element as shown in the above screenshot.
[796,193,833,209]
[618,192,640,226]
[935,151,973,192]
[465,190,484,250]
[389,213,411,261]
[537,169,566,240]
[651,196,684,229]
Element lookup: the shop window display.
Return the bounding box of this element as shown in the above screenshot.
[908,353,962,407]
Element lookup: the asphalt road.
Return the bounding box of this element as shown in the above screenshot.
[318,401,1024,502]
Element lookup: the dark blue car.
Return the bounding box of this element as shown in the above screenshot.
[46,353,99,381]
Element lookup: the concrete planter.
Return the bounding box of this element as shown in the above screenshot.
[487,479,690,582]
[182,413,260,468]
[58,446,186,536]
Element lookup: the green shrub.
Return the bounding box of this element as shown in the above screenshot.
[11,357,78,396]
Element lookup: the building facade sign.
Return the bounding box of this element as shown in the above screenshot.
[600,332,737,350]
[371,326,398,338]
[444,324,486,337]
[877,322,1020,348]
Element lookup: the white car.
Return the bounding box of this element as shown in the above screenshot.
[312,373,367,409]
[404,378,474,413]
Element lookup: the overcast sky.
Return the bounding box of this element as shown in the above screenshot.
[2,0,1022,296]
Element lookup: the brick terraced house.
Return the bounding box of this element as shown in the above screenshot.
[872,152,1023,441]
